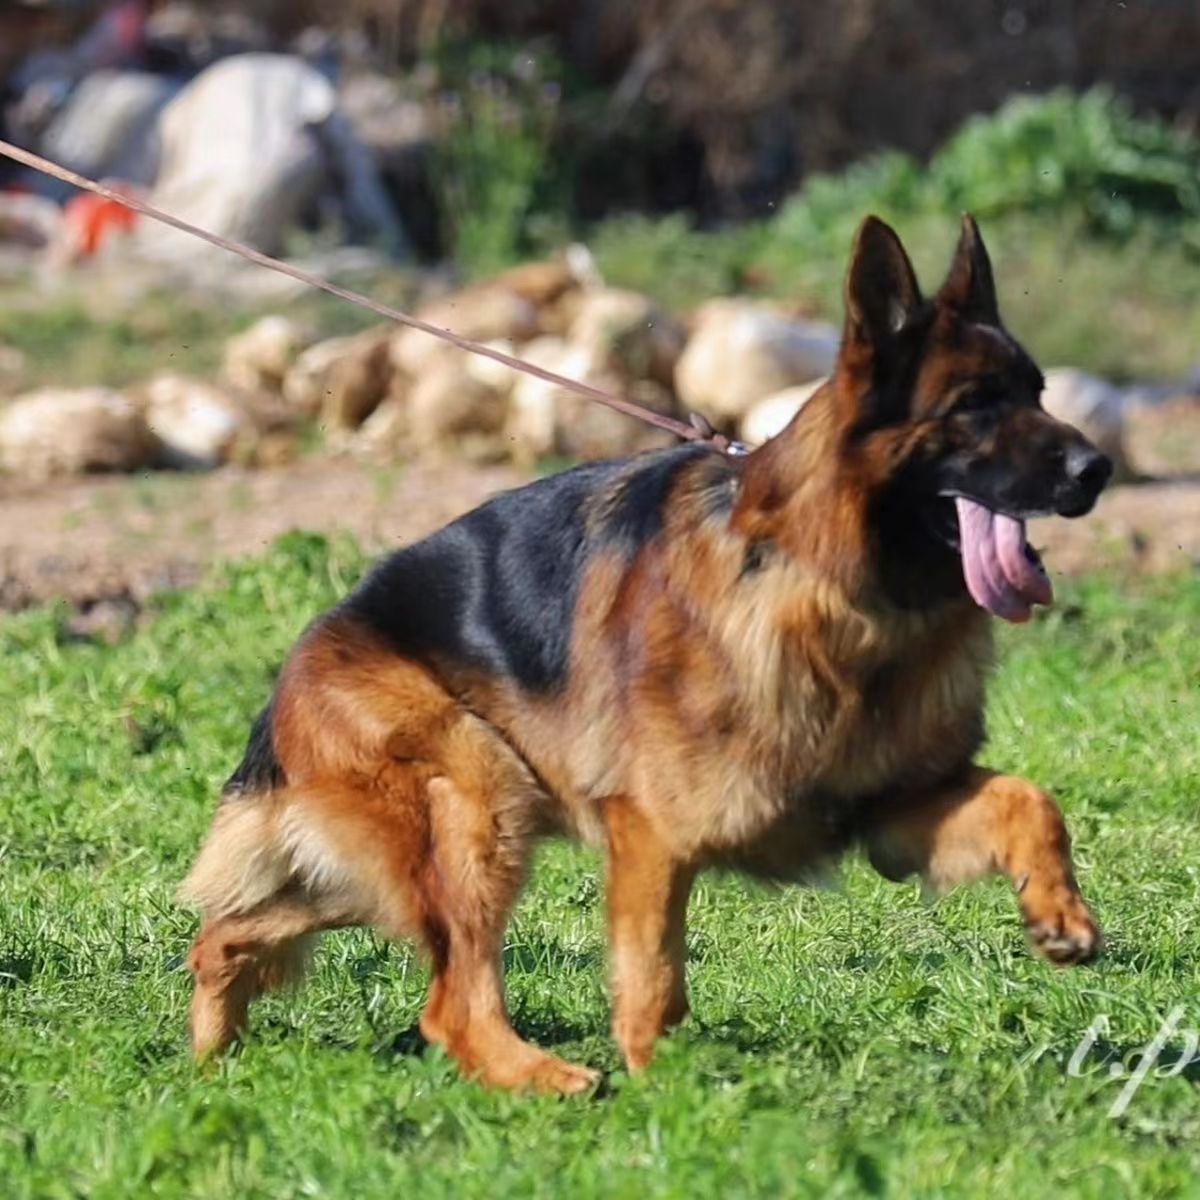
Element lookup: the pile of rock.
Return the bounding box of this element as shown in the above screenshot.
[268,256,840,467]
[2,252,1192,481]
[0,314,308,479]
[41,255,831,478]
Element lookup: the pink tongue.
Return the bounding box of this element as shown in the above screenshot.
[954,498,1053,623]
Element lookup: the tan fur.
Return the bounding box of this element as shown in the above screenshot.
[180,797,291,917]
[866,768,1099,963]
[605,795,695,1069]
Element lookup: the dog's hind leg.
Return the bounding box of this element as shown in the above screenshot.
[185,693,599,1091]
[415,768,600,1095]
[182,786,365,1058]
[247,718,598,1093]
[866,766,1101,964]
[604,795,696,1071]
[188,890,339,1059]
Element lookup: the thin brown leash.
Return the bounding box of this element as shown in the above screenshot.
[0,138,746,455]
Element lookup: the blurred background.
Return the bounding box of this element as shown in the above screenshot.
[2,0,1199,625]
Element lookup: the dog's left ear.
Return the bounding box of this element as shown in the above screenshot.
[937,214,1000,324]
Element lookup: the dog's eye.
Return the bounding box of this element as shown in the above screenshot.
[955,389,999,414]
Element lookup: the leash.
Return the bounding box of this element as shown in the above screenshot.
[0,138,746,456]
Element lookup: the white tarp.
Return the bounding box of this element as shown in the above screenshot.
[133,53,406,264]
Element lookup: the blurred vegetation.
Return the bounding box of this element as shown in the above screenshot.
[588,89,1200,381]
[260,0,1200,220]
[427,42,572,274]
[4,89,1200,389]
[0,273,417,391]
[421,40,1200,271]
[431,77,1200,271]
[589,208,1200,383]
[769,88,1200,251]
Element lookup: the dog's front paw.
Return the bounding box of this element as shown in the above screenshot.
[1023,885,1102,965]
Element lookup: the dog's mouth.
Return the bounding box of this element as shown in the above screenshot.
[949,497,1052,623]
[924,496,1053,623]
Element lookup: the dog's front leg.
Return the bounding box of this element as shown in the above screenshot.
[866,766,1101,964]
[604,795,696,1070]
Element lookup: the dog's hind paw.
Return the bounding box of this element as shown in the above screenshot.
[465,1041,601,1096]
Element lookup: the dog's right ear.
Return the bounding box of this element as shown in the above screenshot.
[841,215,922,368]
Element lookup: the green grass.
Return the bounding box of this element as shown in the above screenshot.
[0,272,415,393]
[2,533,1199,1198]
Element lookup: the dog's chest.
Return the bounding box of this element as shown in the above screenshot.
[796,603,987,776]
[658,605,992,857]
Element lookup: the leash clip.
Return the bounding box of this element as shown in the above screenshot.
[688,412,750,457]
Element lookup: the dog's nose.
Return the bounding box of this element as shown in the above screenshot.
[1066,444,1113,496]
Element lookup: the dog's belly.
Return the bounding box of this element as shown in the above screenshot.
[643,712,981,867]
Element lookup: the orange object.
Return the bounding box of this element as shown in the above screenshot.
[63,187,139,257]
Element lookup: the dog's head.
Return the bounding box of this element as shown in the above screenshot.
[832,214,1111,621]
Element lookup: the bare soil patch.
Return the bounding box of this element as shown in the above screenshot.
[1,458,1196,621]
[0,458,523,613]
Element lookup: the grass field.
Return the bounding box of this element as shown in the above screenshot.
[2,532,1199,1198]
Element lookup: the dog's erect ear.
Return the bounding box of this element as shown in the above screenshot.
[842,215,923,357]
[937,213,999,324]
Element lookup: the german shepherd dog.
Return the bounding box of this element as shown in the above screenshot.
[182,215,1112,1093]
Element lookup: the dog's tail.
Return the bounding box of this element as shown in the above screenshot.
[177,795,292,917]
[179,702,295,916]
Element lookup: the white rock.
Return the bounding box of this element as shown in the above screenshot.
[143,374,246,468]
[282,335,355,417]
[409,340,524,396]
[408,360,508,461]
[353,394,409,457]
[505,337,597,464]
[391,288,539,378]
[0,387,158,478]
[463,339,521,393]
[566,243,603,288]
[504,336,676,463]
[739,379,827,446]
[676,301,838,425]
[40,69,174,188]
[568,287,685,387]
[1040,367,1130,479]
[136,53,405,263]
[316,328,393,431]
[223,314,306,393]
[558,377,677,461]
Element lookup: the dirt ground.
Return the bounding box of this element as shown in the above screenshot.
[0,458,524,616]
[1,449,1197,629]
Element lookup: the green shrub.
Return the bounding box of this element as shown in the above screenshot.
[932,88,1200,238]
[773,88,1200,252]
[428,42,569,274]
[591,90,1200,378]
